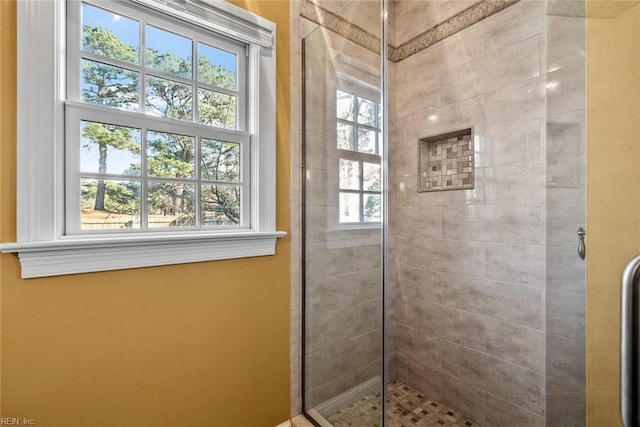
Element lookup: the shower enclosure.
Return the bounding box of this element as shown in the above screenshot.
[301,0,587,425]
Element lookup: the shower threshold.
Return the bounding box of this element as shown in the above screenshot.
[322,380,479,427]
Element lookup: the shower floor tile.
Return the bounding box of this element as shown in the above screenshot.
[326,380,479,427]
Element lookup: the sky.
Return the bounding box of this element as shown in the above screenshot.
[80,2,239,176]
[82,2,238,76]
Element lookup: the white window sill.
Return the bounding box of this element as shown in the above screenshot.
[1,231,287,279]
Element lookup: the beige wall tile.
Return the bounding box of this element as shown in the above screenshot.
[397,324,442,369]
[546,391,586,427]
[546,64,587,115]
[482,0,545,53]
[305,299,382,353]
[484,392,545,427]
[483,77,546,129]
[305,358,380,407]
[438,273,543,328]
[442,204,545,245]
[306,330,381,387]
[546,14,585,73]
[406,237,486,277]
[441,35,542,104]
[306,268,382,316]
[546,334,586,393]
[407,359,486,423]
[484,319,545,373]
[547,291,586,341]
[475,119,543,168]
[441,341,544,414]
[485,242,545,288]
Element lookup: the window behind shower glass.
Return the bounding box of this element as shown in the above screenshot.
[336,82,381,225]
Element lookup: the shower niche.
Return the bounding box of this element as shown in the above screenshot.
[418,128,474,192]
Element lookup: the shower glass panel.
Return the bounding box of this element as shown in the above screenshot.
[302,0,384,425]
[545,3,586,425]
[302,0,587,425]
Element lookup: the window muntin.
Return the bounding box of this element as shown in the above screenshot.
[67,0,249,234]
[336,89,381,155]
[336,87,382,225]
[338,157,382,224]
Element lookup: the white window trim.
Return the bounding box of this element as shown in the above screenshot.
[336,78,382,227]
[1,0,286,279]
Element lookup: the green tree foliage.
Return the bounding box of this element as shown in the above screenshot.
[364,195,381,221]
[197,58,236,128]
[82,180,140,217]
[81,23,240,225]
[82,26,138,110]
[147,133,195,224]
[82,26,138,63]
[201,141,241,224]
[82,122,140,211]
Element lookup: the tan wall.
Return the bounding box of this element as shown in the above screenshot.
[587,2,640,426]
[0,1,291,425]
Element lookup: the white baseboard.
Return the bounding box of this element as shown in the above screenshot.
[275,421,292,427]
[312,375,381,419]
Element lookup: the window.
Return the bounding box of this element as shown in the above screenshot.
[336,86,382,224]
[2,0,284,278]
[67,1,248,232]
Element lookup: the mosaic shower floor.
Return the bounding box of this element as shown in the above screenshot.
[326,380,479,427]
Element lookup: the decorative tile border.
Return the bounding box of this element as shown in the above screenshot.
[390,0,520,62]
[300,0,522,63]
[300,0,382,54]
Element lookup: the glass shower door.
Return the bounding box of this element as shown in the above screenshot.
[302,0,384,425]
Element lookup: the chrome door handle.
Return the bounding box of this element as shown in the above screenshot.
[621,254,640,427]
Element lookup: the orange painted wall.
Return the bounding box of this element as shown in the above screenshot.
[0,1,291,426]
[586,2,640,426]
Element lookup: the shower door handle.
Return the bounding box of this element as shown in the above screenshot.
[621,254,640,427]
[577,228,586,260]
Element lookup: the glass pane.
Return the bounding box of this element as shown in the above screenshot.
[81,2,139,64]
[201,185,240,226]
[145,25,192,78]
[339,192,360,223]
[337,122,354,150]
[339,159,360,190]
[337,90,355,121]
[81,178,141,229]
[201,139,240,182]
[303,8,384,426]
[147,131,195,178]
[363,194,381,222]
[357,128,377,154]
[198,88,237,129]
[147,182,195,228]
[81,59,139,111]
[145,76,193,120]
[80,121,141,175]
[363,162,381,191]
[357,96,377,127]
[198,42,237,90]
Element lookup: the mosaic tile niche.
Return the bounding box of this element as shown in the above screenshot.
[418,128,474,192]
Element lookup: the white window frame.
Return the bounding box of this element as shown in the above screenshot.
[1,0,285,278]
[336,77,382,227]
